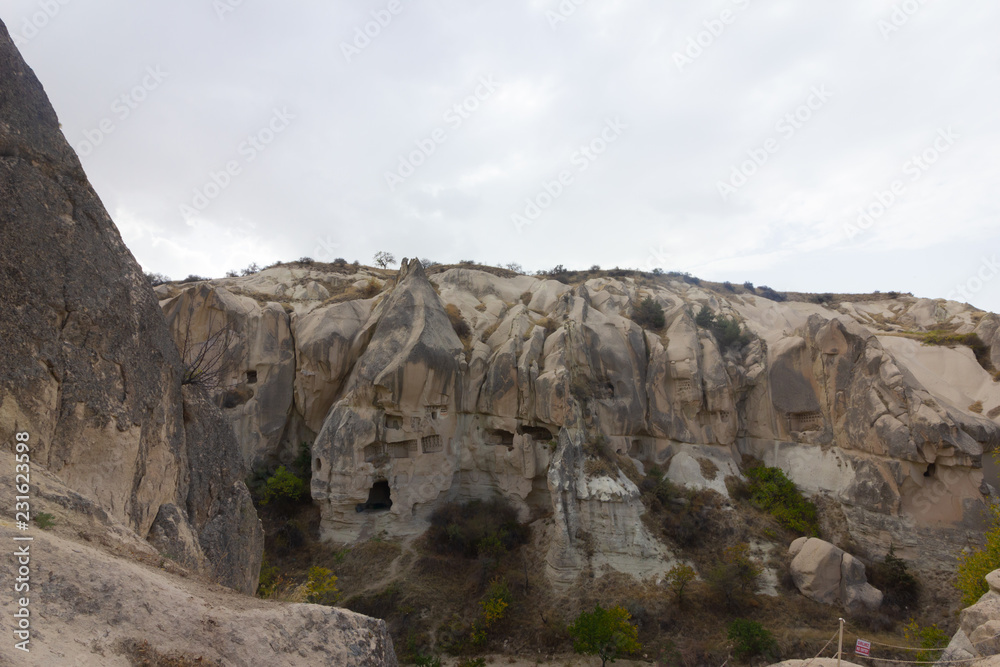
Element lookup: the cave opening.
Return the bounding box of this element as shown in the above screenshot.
[356,480,392,512]
[924,463,936,478]
[246,370,258,384]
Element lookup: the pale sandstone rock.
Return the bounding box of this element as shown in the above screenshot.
[789,538,881,612]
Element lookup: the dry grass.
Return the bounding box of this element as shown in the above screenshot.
[970,400,984,414]
[697,458,719,481]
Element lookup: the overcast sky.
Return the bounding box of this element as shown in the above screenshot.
[5,2,1000,311]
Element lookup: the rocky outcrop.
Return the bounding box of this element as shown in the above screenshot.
[161,256,1000,589]
[940,569,1000,661]
[788,537,883,612]
[0,451,396,666]
[0,19,261,593]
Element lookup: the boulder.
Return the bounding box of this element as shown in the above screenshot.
[789,538,882,612]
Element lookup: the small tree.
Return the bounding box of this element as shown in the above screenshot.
[567,604,641,667]
[957,502,1000,605]
[727,619,778,662]
[260,466,308,506]
[694,305,715,328]
[305,566,340,605]
[373,251,396,269]
[666,563,696,605]
[633,296,665,329]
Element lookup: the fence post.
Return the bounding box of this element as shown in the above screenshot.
[837,617,844,667]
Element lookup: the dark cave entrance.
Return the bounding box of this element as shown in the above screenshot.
[356,480,392,512]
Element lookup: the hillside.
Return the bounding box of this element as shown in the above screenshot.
[154,256,1000,662]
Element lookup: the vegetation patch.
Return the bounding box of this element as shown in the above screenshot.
[632,296,666,330]
[869,544,920,616]
[694,305,752,349]
[568,604,641,667]
[425,498,529,560]
[957,502,1000,605]
[742,466,819,536]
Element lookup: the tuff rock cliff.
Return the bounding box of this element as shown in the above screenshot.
[158,257,1000,592]
[0,19,396,664]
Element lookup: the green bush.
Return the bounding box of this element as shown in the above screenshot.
[957,502,1000,605]
[34,512,55,530]
[633,296,665,329]
[260,466,309,506]
[694,306,751,349]
[903,620,949,662]
[744,466,819,535]
[305,566,340,605]
[426,498,529,559]
[727,619,778,662]
[568,604,641,667]
[257,558,285,598]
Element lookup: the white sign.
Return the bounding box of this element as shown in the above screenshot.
[855,639,871,657]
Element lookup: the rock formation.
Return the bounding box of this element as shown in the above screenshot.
[940,569,1000,661]
[0,19,395,664]
[0,18,262,594]
[0,451,396,666]
[159,256,1000,590]
[788,537,883,612]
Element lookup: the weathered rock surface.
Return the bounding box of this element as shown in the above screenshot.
[940,568,1000,661]
[788,537,883,612]
[163,253,1000,588]
[0,19,264,593]
[0,451,397,666]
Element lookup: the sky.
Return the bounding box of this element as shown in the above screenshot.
[4,1,1000,312]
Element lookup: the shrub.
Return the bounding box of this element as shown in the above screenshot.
[568,605,641,667]
[727,619,778,662]
[504,262,523,273]
[756,285,786,302]
[903,620,950,662]
[34,512,55,529]
[260,466,309,506]
[666,563,696,604]
[694,306,750,349]
[179,274,209,283]
[240,262,260,276]
[360,277,382,298]
[694,305,715,328]
[257,558,285,598]
[869,544,919,613]
[305,566,340,605]
[743,466,819,535]
[707,544,762,610]
[743,281,754,290]
[426,498,528,559]
[479,577,511,628]
[444,303,471,342]
[957,502,1000,605]
[722,281,735,292]
[633,296,666,329]
[145,271,171,286]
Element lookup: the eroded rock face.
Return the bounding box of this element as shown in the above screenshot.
[0,451,396,666]
[162,256,1000,586]
[0,20,261,594]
